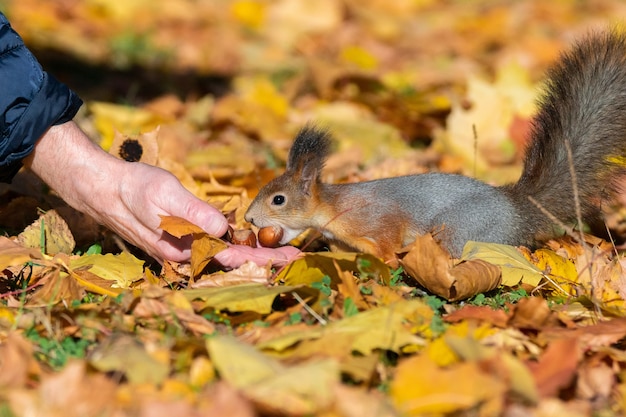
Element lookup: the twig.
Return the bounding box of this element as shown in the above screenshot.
[292,292,328,325]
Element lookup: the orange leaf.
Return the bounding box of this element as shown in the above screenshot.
[190,235,228,278]
[159,215,206,238]
[527,338,581,398]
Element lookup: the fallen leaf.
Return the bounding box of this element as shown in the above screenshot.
[278,252,390,287]
[89,334,170,385]
[0,236,43,270]
[444,305,510,328]
[462,241,543,287]
[508,296,554,329]
[28,269,85,306]
[158,215,228,277]
[527,337,581,398]
[207,335,340,415]
[245,359,339,415]
[70,252,145,288]
[17,210,75,255]
[576,357,614,401]
[190,234,228,278]
[332,384,398,417]
[391,354,505,416]
[399,234,501,300]
[0,332,40,389]
[206,335,285,388]
[182,283,314,315]
[193,261,272,288]
[159,215,206,237]
[258,299,429,357]
[8,361,117,417]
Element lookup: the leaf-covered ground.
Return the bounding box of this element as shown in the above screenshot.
[3,1,626,416]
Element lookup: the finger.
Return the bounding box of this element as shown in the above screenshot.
[213,245,301,269]
[166,192,229,238]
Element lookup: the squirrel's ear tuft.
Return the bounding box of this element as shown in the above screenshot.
[287,124,332,195]
[287,125,332,172]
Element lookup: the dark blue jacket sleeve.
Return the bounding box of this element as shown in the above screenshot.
[0,12,83,182]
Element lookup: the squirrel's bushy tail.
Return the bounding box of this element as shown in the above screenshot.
[505,30,626,236]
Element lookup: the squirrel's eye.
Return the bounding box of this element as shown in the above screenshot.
[272,195,286,206]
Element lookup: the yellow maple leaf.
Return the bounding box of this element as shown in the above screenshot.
[391,354,505,415]
[70,252,144,289]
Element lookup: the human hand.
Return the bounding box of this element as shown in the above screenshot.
[98,159,300,266]
[26,121,300,267]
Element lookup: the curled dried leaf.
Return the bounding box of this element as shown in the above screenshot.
[398,234,501,301]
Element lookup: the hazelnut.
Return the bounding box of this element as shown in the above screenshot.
[258,226,284,247]
[230,229,257,247]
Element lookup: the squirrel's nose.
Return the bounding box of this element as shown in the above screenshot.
[244,213,253,223]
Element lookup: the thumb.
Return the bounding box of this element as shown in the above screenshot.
[173,195,229,238]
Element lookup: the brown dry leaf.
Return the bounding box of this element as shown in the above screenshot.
[444,305,510,328]
[190,234,228,278]
[399,234,501,300]
[17,209,75,255]
[8,360,117,417]
[559,251,626,314]
[332,384,398,417]
[198,382,256,417]
[576,357,614,401]
[334,260,369,311]
[0,333,40,389]
[28,269,85,307]
[508,296,555,330]
[89,333,170,385]
[0,236,43,270]
[539,318,626,350]
[0,196,40,231]
[527,337,581,398]
[391,354,505,416]
[192,261,272,288]
[132,290,216,335]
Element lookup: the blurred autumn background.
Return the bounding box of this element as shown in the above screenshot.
[2,0,626,416]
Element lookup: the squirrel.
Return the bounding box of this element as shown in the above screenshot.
[244,31,626,261]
